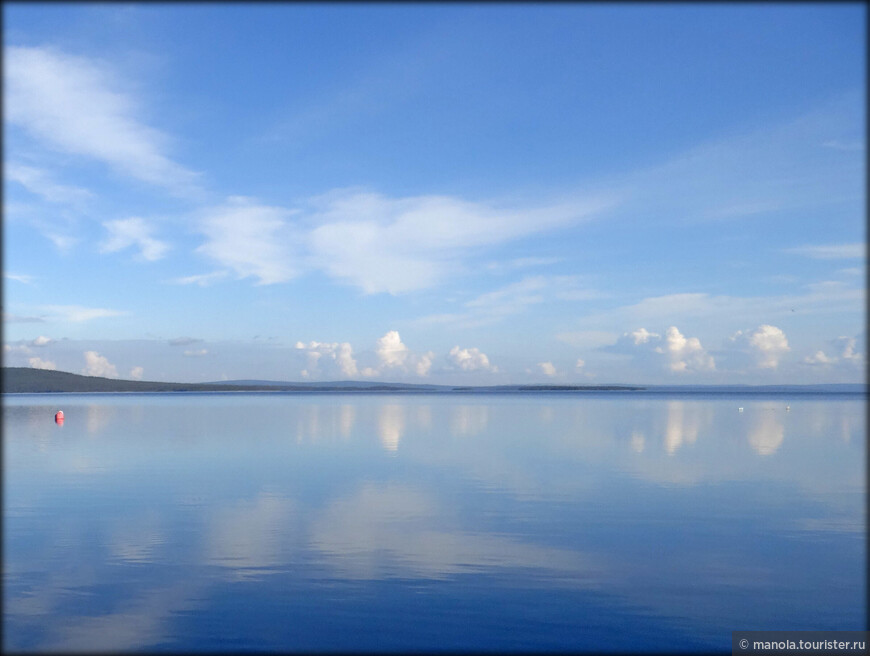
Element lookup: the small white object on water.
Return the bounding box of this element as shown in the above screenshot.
[786,405,790,411]
[738,407,743,412]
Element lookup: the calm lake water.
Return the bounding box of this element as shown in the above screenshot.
[3,392,866,652]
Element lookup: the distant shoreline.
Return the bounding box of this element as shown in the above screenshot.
[2,368,865,395]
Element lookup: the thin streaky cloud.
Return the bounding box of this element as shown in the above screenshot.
[485,257,564,272]
[39,305,128,322]
[573,284,864,334]
[784,243,865,260]
[6,162,95,207]
[608,91,864,225]
[822,140,864,151]
[5,45,203,197]
[3,312,45,323]
[100,218,170,261]
[168,271,230,287]
[304,189,616,294]
[415,275,604,328]
[196,197,301,285]
[4,273,35,284]
[193,189,615,294]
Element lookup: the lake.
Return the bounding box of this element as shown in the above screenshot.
[3,392,865,652]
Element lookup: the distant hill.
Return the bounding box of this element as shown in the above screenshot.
[2,368,864,395]
[210,379,446,390]
[3,368,642,393]
[1,368,288,393]
[640,383,867,394]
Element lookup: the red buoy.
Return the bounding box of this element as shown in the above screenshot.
[55,410,64,424]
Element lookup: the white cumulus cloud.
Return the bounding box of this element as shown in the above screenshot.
[28,356,56,370]
[606,326,714,374]
[803,350,835,365]
[129,366,144,380]
[446,346,498,373]
[834,336,863,362]
[537,362,557,377]
[295,341,359,378]
[372,331,434,377]
[375,330,409,369]
[30,335,53,347]
[630,328,659,345]
[82,350,118,378]
[729,325,790,369]
[414,351,435,377]
[660,326,715,373]
[802,335,864,367]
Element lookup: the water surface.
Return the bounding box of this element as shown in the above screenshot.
[3,393,865,652]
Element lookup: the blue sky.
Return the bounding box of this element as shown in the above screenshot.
[3,3,866,384]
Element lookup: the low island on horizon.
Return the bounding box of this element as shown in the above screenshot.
[2,367,864,395]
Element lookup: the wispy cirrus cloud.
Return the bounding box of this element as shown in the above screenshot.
[39,305,127,322]
[168,271,229,287]
[573,282,864,334]
[195,196,301,285]
[5,162,95,207]
[416,275,606,328]
[4,272,35,284]
[190,190,613,293]
[822,140,864,152]
[484,256,564,273]
[304,189,614,294]
[611,92,864,225]
[100,217,170,261]
[193,96,860,300]
[4,45,202,197]
[783,243,865,260]
[3,312,45,324]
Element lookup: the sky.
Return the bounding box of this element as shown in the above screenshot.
[3,3,866,385]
